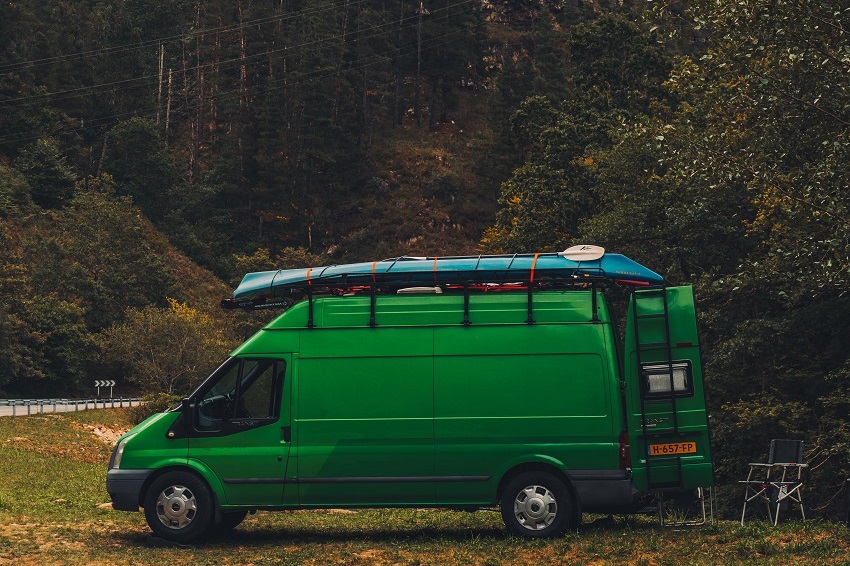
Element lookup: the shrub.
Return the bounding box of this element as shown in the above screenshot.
[127,392,182,425]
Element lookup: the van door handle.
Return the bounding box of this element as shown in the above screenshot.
[281,426,291,442]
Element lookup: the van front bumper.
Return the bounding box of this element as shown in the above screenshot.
[106,469,154,511]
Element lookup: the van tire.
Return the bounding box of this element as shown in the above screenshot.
[143,471,214,543]
[500,471,572,538]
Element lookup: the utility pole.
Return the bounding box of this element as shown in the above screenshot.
[414,0,426,127]
[165,68,173,142]
[394,0,404,125]
[157,43,164,125]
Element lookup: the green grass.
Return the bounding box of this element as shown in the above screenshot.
[1,409,849,564]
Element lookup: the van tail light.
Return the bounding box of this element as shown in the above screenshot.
[619,430,631,470]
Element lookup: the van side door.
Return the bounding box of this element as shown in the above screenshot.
[188,356,291,506]
[295,328,436,506]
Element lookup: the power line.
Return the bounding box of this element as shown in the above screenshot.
[0,28,471,146]
[0,0,374,74]
[1,0,475,109]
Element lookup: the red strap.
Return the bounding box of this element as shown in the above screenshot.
[529,253,540,283]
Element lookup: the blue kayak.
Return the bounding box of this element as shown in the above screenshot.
[228,246,663,305]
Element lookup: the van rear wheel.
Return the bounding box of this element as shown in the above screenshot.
[144,471,214,543]
[500,471,572,538]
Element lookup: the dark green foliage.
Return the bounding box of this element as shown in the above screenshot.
[15,139,76,209]
[0,165,34,216]
[0,184,180,396]
[569,13,671,117]
[17,294,91,395]
[101,118,176,216]
[25,186,174,329]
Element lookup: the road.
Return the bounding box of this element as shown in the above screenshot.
[0,398,142,417]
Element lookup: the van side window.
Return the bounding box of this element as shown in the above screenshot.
[195,358,284,433]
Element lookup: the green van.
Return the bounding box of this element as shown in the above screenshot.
[106,248,713,542]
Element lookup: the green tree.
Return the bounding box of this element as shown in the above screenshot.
[572,0,850,517]
[0,164,34,217]
[19,294,92,394]
[25,182,174,329]
[569,12,671,118]
[102,118,177,216]
[484,14,673,254]
[100,298,239,394]
[15,138,76,209]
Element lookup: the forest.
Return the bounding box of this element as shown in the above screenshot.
[1,0,849,518]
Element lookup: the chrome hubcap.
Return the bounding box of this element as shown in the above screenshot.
[514,484,557,531]
[155,485,197,530]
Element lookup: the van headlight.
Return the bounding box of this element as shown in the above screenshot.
[109,435,133,469]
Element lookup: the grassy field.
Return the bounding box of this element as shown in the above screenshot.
[1,410,848,565]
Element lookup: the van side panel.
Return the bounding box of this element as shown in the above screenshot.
[433,324,620,504]
[295,328,436,505]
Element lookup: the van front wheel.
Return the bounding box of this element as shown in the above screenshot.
[144,471,214,543]
[500,471,572,538]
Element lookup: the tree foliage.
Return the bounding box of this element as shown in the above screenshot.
[100,298,239,395]
[15,138,76,209]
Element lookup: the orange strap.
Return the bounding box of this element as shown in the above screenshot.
[306,267,312,286]
[433,257,438,283]
[371,261,377,283]
[529,253,540,284]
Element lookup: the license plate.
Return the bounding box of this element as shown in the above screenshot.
[649,442,697,456]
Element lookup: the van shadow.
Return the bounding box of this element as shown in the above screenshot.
[113,514,659,549]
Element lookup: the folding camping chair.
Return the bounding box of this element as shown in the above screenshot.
[740,439,807,525]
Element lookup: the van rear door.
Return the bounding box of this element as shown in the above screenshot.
[624,286,713,492]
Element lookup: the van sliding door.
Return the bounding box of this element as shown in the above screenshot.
[295,328,436,506]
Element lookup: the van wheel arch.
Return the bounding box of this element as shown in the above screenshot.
[497,463,581,528]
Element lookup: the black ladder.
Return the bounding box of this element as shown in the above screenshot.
[632,286,684,491]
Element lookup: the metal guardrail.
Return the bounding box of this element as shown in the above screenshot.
[0,398,143,417]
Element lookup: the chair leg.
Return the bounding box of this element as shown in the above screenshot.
[773,485,806,525]
[741,487,774,525]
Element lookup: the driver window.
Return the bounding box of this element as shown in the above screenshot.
[195,358,283,432]
[240,361,276,419]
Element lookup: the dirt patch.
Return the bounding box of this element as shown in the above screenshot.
[73,423,129,446]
